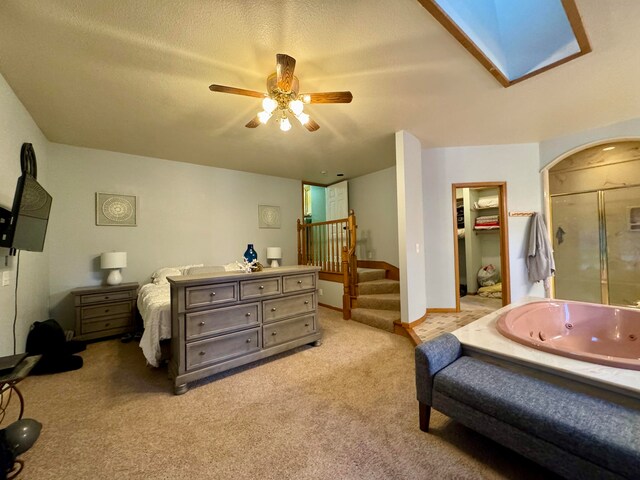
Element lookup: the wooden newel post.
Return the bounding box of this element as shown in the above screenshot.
[342,246,351,319]
[297,219,303,265]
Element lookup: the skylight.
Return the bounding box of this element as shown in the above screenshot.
[420,0,591,87]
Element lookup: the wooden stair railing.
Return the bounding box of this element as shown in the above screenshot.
[297,209,357,319]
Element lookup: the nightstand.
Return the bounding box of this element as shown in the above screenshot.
[71,283,139,341]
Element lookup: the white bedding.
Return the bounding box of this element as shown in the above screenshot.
[137,283,172,367]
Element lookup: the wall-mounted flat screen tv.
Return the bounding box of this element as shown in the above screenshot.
[0,173,53,252]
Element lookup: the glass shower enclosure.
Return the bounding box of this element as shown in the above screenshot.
[551,185,640,307]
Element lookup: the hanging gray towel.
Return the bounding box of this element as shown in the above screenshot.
[526,213,555,283]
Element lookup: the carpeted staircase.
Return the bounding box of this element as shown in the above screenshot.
[351,268,400,332]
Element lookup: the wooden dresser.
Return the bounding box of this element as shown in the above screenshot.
[167,266,321,394]
[71,282,138,341]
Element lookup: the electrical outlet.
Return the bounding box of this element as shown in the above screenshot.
[318,288,324,296]
[2,271,9,287]
[416,243,420,254]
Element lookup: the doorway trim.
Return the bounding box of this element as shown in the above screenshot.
[451,182,511,312]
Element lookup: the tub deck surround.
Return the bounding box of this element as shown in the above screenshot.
[452,297,640,402]
[496,300,640,371]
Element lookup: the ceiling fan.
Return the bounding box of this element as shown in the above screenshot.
[209,54,353,132]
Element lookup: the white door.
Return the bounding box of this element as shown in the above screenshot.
[326,181,349,220]
[325,181,349,268]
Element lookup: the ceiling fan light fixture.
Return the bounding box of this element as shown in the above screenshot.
[280,116,292,132]
[262,97,277,114]
[296,112,310,125]
[257,111,272,124]
[289,99,304,116]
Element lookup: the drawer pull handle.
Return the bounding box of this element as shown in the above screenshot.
[104,296,110,300]
[271,307,277,312]
[259,285,265,290]
[210,292,216,296]
[199,351,206,356]
[304,301,309,305]
[105,309,110,313]
[305,323,309,327]
[105,323,110,327]
[272,332,277,336]
[199,321,206,326]
[246,338,251,343]
[297,280,303,284]
[246,312,251,317]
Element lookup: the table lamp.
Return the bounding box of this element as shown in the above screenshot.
[101,252,127,285]
[266,247,282,268]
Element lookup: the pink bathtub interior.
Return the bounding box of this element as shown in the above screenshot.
[496,300,640,370]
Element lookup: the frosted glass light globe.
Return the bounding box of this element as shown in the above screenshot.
[262,97,277,113]
[289,99,304,116]
[280,117,292,132]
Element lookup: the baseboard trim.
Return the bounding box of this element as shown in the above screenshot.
[318,302,343,314]
[393,308,428,346]
[426,308,457,314]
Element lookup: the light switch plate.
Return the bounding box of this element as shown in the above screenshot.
[2,271,9,286]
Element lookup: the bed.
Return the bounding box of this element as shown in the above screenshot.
[137,264,230,366]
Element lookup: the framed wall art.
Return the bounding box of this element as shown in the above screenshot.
[258,205,281,229]
[96,192,137,226]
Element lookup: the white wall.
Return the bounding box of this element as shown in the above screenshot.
[422,143,545,309]
[349,166,399,266]
[47,144,301,331]
[396,131,426,323]
[0,73,51,356]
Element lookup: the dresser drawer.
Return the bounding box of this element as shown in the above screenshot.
[186,328,261,369]
[240,277,281,300]
[185,303,260,340]
[262,292,316,324]
[263,314,316,348]
[80,290,134,304]
[81,301,131,320]
[82,315,131,334]
[282,273,316,293]
[185,282,237,309]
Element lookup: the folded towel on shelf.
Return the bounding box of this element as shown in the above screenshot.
[473,225,499,230]
[475,215,499,225]
[473,196,499,209]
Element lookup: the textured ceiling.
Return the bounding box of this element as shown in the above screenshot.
[1,0,640,184]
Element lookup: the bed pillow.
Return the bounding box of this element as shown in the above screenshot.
[151,267,182,284]
[186,266,225,275]
[176,264,204,275]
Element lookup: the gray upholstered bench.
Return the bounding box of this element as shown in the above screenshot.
[415,333,640,480]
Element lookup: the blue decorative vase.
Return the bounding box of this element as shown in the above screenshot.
[243,244,257,263]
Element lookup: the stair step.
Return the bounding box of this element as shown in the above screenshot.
[357,293,400,311]
[358,279,400,295]
[357,268,386,283]
[351,308,400,333]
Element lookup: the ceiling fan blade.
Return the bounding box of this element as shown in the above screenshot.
[209,84,266,99]
[304,118,320,132]
[276,54,296,92]
[245,116,261,128]
[301,92,353,104]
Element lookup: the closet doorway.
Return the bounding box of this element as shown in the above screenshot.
[452,182,511,312]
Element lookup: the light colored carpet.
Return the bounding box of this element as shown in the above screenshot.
[17,307,553,479]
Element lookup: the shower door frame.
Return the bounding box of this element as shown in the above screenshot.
[549,183,640,304]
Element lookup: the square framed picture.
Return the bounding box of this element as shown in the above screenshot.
[96,193,137,226]
[258,205,281,229]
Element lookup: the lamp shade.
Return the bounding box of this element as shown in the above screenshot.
[266,247,282,268]
[101,252,127,269]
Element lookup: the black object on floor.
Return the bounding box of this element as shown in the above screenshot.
[26,319,86,375]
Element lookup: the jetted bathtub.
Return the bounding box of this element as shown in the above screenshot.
[496,300,640,371]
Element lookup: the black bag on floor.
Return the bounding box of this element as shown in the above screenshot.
[26,319,85,374]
